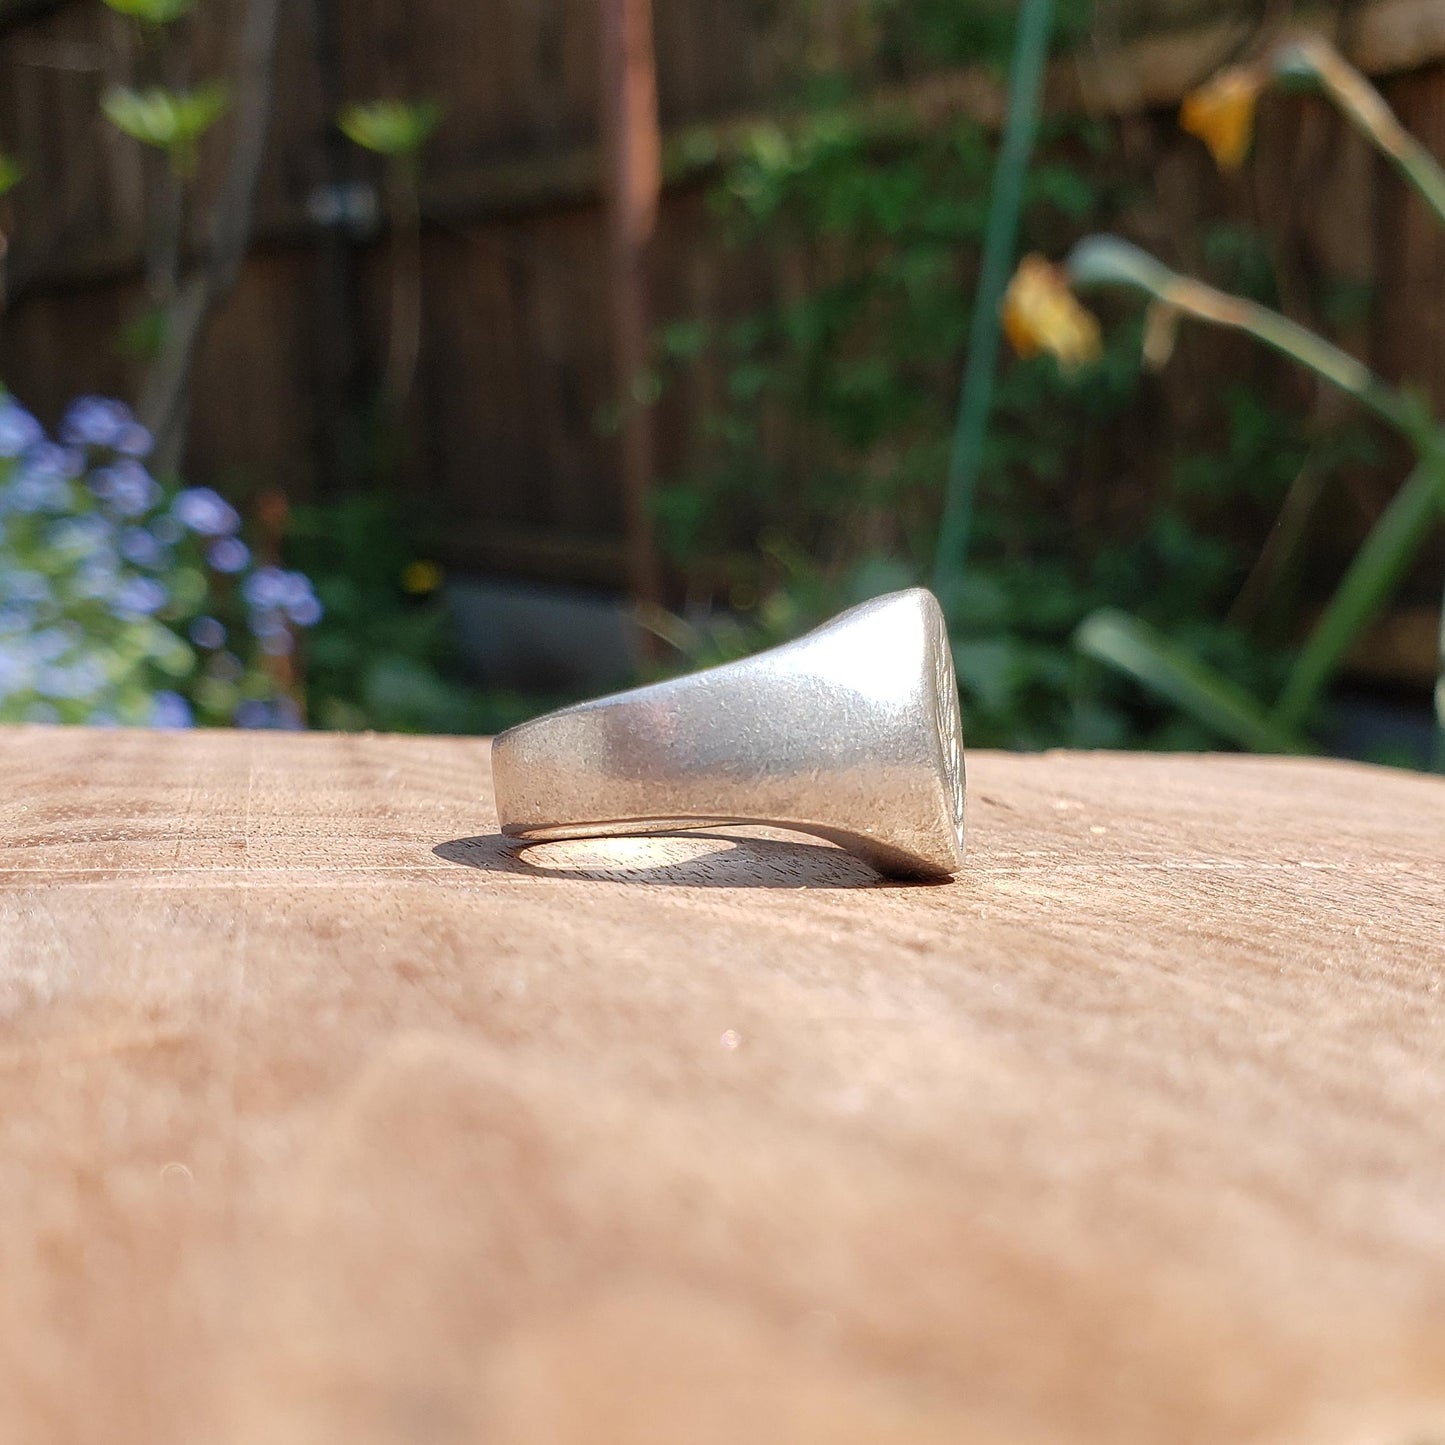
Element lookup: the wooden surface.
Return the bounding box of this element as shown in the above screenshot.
[0,726,1442,1444]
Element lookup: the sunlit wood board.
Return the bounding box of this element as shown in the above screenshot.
[0,725,1440,1443]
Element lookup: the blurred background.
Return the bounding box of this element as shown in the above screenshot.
[0,0,1441,764]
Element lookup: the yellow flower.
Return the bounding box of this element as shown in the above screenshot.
[1001,254,1102,371]
[401,559,444,595]
[1180,66,1266,173]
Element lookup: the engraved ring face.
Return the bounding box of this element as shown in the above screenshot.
[491,588,967,880]
[929,601,968,847]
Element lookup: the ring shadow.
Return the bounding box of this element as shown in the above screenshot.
[432,830,892,890]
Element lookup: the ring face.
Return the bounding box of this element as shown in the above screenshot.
[491,587,967,880]
[929,598,968,847]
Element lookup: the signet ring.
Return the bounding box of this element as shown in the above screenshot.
[491,587,966,880]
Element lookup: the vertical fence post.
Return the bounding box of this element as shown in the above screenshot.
[599,0,664,630]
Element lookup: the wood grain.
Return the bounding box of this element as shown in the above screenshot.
[0,725,1441,1443]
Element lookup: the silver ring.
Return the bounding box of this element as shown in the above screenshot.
[491,587,966,880]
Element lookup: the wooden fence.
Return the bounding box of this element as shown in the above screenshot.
[2,0,1445,591]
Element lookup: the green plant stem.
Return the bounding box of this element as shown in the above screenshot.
[1279,42,1445,228]
[1275,447,1445,729]
[1362,119,1445,228]
[932,0,1053,598]
[1066,237,1424,443]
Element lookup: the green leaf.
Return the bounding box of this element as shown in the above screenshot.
[101,0,196,24]
[1275,450,1445,727]
[101,84,229,171]
[0,153,23,197]
[338,100,443,158]
[1075,608,1312,754]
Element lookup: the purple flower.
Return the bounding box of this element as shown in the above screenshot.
[245,567,321,627]
[206,537,250,573]
[26,443,83,481]
[9,445,80,513]
[34,666,70,698]
[173,487,240,537]
[242,566,289,610]
[120,527,164,568]
[91,460,160,518]
[150,691,193,729]
[259,629,294,657]
[60,397,133,449]
[30,627,75,663]
[113,577,167,617]
[288,593,323,627]
[233,699,273,728]
[151,516,183,545]
[4,571,48,605]
[0,398,43,458]
[49,515,112,555]
[73,557,120,601]
[0,647,27,696]
[37,657,105,701]
[10,474,69,514]
[208,650,243,682]
[114,422,153,458]
[281,573,312,607]
[234,697,302,729]
[189,616,226,650]
[277,572,322,626]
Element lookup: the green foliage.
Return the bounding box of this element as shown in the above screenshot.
[1276,450,1445,726]
[102,83,229,174]
[0,153,23,198]
[0,390,314,729]
[286,495,528,735]
[338,100,444,158]
[870,0,1093,73]
[653,5,1445,760]
[1075,611,1310,754]
[101,0,196,25]
[1078,438,1445,757]
[1064,46,1445,764]
[654,80,1340,750]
